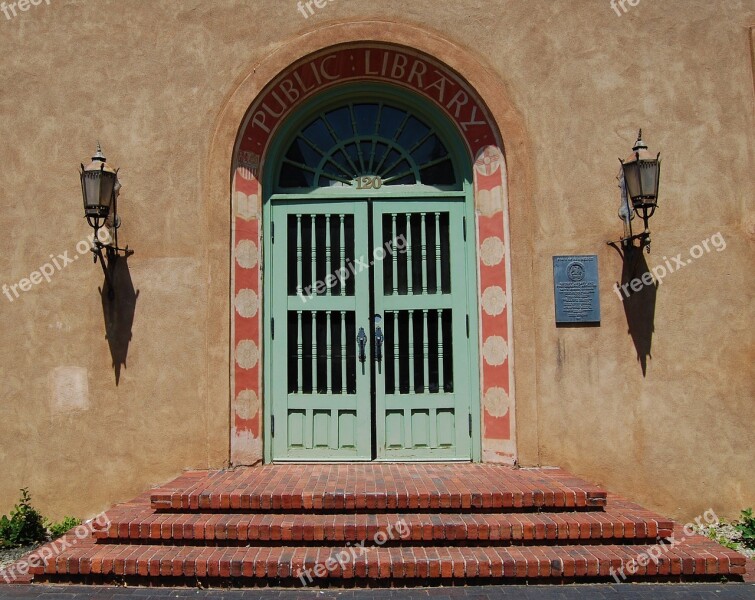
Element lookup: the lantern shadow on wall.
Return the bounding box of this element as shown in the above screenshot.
[607,130,661,376]
[100,257,138,385]
[614,245,656,376]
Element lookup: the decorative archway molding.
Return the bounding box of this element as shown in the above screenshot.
[201,20,538,467]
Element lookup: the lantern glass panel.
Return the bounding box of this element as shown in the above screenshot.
[98,171,116,211]
[639,161,659,203]
[622,160,641,202]
[83,172,102,210]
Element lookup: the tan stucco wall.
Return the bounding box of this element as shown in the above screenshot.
[0,0,752,523]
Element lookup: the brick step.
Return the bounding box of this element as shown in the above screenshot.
[94,511,673,544]
[150,465,607,512]
[3,466,748,587]
[30,541,747,583]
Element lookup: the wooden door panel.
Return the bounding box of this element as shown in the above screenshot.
[271,200,371,460]
[372,200,472,460]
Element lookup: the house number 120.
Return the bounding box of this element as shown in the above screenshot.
[355,176,383,190]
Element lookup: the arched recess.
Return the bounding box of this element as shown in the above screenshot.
[202,22,537,467]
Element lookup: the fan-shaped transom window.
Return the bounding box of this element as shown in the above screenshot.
[278,103,458,190]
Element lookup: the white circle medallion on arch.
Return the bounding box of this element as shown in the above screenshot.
[482,335,508,366]
[235,289,259,318]
[482,286,506,316]
[235,340,259,370]
[236,240,259,269]
[480,236,505,267]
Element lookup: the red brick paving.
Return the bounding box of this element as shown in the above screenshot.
[0,464,747,586]
[148,465,608,511]
[14,543,745,581]
[743,558,755,583]
[93,505,672,543]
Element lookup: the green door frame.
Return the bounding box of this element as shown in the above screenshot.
[262,82,482,462]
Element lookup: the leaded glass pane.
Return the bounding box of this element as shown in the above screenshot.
[278,103,458,189]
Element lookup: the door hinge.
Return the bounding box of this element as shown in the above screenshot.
[271,222,274,244]
[466,315,469,338]
[468,414,473,437]
[271,317,274,339]
[271,415,275,437]
[463,216,467,241]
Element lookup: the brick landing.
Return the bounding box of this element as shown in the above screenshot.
[3,584,755,599]
[150,464,608,511]
[1,464,747,587]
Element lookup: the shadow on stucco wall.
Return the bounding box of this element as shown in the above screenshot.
[100,257,138,385]
[616,246,656,376]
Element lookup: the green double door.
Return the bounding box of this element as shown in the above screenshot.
[268,197,475,461]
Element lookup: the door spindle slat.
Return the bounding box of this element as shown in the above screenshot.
[423,309,430,393]
[420,212,428,295]
[311,310,318,393]
[325,215,332,296]
[391,214,398,295]
[340,311,347,394]
[408,309,415,393]
[311,215,317,296]
[437,309,444,393]
[393,311,399,394]
[406,213,413,295]
[435,212,442,294]
[297,310,303,393]
[325,311,332,393]
[339,215,346,296]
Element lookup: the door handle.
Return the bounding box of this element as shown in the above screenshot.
[374,325,384,363]
[373,314,384,365]
[357,327,367,364]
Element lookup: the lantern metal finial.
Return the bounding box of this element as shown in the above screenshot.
[93,142,105,162]
[632,130,647,152]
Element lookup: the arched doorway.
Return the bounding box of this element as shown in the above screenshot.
[262,83,479,461]
[225,40,520,467]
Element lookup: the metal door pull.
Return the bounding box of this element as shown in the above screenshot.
[357,327,367,364]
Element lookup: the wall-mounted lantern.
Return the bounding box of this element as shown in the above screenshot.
[611,130,661,253]
[80,144,133,296]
